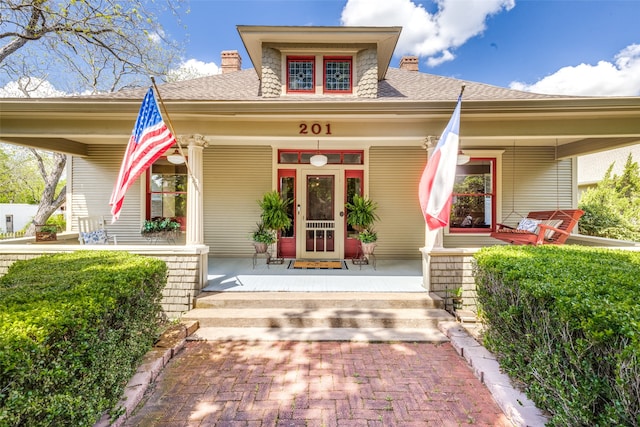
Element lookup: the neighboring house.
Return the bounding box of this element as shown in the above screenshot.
[577,144,640,197]
[0,204,39,233]
[1,26,639,312]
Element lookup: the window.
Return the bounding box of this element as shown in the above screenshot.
[287,56,315,93]
[279,150,363,165]
[449,158,496,232]
[285,55,354,94]
[324,57,352,93]
[147,158,187,230]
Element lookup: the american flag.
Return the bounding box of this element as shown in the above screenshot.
[110,87,176,222]
[418,95,462,230]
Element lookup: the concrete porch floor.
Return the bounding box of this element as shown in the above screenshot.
[205,257,427,292]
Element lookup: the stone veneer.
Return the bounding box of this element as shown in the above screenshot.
[261,47,282,98]
[0,245,209,319]
[356,48,378,98]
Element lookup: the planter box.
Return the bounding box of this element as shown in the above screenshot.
[35,231,57,242]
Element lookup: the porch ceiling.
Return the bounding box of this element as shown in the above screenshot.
[1,97,639,158]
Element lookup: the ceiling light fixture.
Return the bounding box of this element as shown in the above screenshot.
[310,140,328,167]
[167,148,185,165]
[456,150,470,165]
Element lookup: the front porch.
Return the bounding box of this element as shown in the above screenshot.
[205,256,425,292]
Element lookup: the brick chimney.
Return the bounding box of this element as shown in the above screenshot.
[399,56,419,71]
[221,50,242,74]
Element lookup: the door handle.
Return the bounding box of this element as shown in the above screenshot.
[339,211,344,217]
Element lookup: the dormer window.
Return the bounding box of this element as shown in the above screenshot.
[324,57,352,94]
[284,55,354,95]
[287,56,315,93]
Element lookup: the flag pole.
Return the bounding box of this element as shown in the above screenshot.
[150,76,200,193]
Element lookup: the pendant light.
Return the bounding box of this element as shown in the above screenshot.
[456,150,470,165]
[310,140,328,167]
[167,148,185,165]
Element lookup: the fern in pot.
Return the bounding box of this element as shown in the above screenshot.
[257,191,292,259]
[346,195,379,232]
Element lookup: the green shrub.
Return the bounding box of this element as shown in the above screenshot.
[474,245,640,426]
[0,251,167,426]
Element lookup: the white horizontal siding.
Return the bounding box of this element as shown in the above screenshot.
[369,146,426,259]
[71,145,144,243]
[500,146,573,227]
[203,146,272,256]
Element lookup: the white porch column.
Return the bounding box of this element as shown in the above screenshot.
[184,134,207,245]
[421,136,444,291]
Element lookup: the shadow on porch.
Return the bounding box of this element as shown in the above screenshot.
[205,257,426,292]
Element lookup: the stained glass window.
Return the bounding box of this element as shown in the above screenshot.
[324,57,352,93]
[287,57,314,92]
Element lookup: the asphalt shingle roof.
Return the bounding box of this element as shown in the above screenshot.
[89,67,561,102]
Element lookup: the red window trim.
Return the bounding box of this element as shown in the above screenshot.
[145,158,188,230]
[286,56,315,94]
[323,56,353,94]
[278,149,364,165]
[449,157,497,234]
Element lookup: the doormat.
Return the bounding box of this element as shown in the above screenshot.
[288,260,348,270]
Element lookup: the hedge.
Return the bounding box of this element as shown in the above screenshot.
[474,245,640,426]
[0,251,167,426]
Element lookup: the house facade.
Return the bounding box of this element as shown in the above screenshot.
[1,26,640,314]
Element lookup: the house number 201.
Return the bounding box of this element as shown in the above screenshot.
[299,123,332,135]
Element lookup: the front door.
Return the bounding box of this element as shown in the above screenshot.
[299,170,344,259]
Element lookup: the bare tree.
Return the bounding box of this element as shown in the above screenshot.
[0,0,186,92]
[0,0,186,233]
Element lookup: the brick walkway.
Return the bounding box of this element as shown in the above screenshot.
[124,341,511,427]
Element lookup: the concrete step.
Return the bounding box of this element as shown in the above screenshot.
[194,291,444,310]
[181,307,452,328]
[186,327,450,343]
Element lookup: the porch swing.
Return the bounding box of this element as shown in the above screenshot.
[490,141,584,245]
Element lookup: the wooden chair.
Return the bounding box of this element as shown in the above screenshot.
[77,216,117,245]
[490,209,584,245]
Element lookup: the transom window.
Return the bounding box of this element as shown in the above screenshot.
[279,150,363,165]
[324,57,352,93]
[449,158,496,232]
[287,56,315,93]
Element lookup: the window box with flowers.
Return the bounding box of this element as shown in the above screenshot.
[141,218,181,244]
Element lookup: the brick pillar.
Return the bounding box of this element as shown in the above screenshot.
[221,50,242,74]
[399,56,419,71]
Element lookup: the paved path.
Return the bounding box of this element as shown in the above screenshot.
[124,341,512,426]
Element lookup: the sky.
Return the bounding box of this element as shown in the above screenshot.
[161,0,640,97]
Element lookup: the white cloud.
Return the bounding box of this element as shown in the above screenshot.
[341,0,514,66]
[167,58,220,82]
[0,77,66,98]
[510,44,640,96]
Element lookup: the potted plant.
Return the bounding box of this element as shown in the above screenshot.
[450,287,464,311]
[35,224,58,242]
[346,194,379,232]
[251,221,276,253]
[258,191,292,260]
[357,229,377,255]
